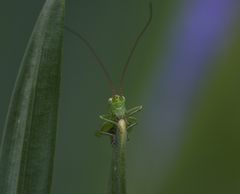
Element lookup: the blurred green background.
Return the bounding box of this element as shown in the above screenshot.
[1,0,240,194]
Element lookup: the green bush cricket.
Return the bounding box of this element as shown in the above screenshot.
[65,2,152,143]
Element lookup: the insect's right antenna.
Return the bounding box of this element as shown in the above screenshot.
[119,2,152,94]
[65,25,116,95]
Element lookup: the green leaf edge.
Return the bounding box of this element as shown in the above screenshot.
[0,0,65,193]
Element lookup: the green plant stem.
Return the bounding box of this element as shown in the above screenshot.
[109,120,128,194]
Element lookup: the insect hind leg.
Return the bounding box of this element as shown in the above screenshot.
[127,122,137,131]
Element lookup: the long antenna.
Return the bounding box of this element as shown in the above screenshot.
[65,25,116,95]
[119,2,152,94]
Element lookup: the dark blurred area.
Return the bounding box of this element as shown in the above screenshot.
[0,0,240,193]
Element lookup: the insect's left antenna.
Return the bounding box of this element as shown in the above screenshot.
[119,2,152,94]
[65,25,116,95]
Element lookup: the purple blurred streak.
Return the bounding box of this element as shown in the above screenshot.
[128,1,240,190]
[146,0,239,146]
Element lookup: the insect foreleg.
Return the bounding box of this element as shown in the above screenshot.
[126,105,143,116]
[99,115,118,125]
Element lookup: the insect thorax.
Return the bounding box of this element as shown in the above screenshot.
[108,95,126,118]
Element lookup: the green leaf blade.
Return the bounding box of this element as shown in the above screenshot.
[0,0,65,193]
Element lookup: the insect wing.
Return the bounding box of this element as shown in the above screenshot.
[95,121,114,137]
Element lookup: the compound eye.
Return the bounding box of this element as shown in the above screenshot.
[108,98,113,103]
